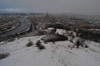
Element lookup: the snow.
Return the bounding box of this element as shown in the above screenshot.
[0,34,100,66]
[56,29,68,36]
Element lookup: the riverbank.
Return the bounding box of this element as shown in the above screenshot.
[0,22,20,34]
[0,17,34,42]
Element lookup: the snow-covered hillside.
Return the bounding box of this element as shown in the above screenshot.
[0,34,100,66]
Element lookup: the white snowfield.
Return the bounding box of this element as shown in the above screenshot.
[0,35,100,66]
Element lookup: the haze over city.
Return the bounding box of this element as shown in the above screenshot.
[0,0,100,15]
[1,0,100,66]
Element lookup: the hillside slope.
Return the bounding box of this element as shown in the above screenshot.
[0,35,100,66]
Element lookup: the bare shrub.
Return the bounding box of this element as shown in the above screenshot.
[74,38,88,48]
[36,40,41,47]
[36,40,45,50]
[84,44,89,48]
[0,53,10,60]
[75,40,81,48]
[38,45,45,50]
[26,39,33,47]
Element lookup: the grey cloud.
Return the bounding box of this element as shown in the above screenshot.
[0,0,100,15]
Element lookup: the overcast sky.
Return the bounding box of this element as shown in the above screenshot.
[0,0,100,15]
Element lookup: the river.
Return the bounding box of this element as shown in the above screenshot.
[0,16,31,38]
